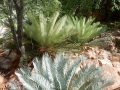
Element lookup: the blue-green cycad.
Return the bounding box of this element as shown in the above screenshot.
[15,53,113,90]
[23,12,72,51]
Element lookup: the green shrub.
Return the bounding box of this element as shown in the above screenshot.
[24,0,61,17]
[23,13,107,53]
[23,12,73,54]
[66,16,106,45]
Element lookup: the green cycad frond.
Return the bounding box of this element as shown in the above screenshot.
[56,17,107,52]
[15,53,113,90]
[87,36,112,47]
[23,12,72,48]
[67,16,106,45]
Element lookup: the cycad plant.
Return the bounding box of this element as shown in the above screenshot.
[15,53,113,90]
[23,12,72,54]
[23,13,107,54]
[67,16,106,45]
[57,16,107,52]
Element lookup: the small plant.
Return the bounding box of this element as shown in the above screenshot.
[23,12,73,55]
[15,53,113,90]
[61,17,106,50]
[22,13,109,61]
[66,16,106,46]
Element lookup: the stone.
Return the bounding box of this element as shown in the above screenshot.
[98,49,111,59]
[103,65,120,90]
[110,53,120,62]
[112,61,120,74]
[86,50,97,59]
[0,75,8,90]
[98,59,113,66]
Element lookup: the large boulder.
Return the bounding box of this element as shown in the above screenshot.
[103,65,120,90]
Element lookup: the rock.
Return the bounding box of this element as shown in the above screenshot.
[98,49,112,59]
[0,76,7,84]
[103,65,120,90]
[0,75,8,90]
[0,26,6,38]
[109,52,120,75]
[80,59,100,67]
[86,49,97,59]
[112,61,120,74]
[110,53,120,62]
[0,57,10,69]
[98,59,113,66]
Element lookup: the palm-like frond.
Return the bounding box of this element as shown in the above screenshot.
[15,70,41,90]
[55,17,107,52]
[23,12,72,48]
[72,63,112,90]
[67,16,106,45]
[15,53,113,90]
[87,36,112,47]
